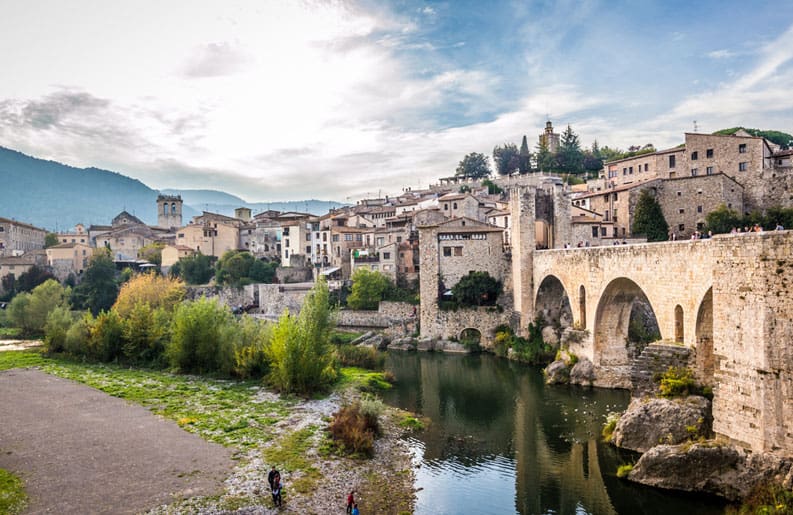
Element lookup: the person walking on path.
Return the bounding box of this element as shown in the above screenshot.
[268,466,279,491]
[346,491,356,514]
[272,476,283,507]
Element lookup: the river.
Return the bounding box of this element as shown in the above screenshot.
[380,352,726,515]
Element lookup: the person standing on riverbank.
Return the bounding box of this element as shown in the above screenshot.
[346,491,355,514]
[351,502,359,515]
[268,466,279,491]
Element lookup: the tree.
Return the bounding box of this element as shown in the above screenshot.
[72,251,118,315]
[7,279,70,336]
[492,143,520,176]
[632,190,669,241]
[583,141,604,177]
[705,204,742,234]
[455,152,491,179]
[556,124,584,175]
[451,271,502,307]
[167,297,236,375]
[138,242,164,266]
[113,274,186,317]
[44,233,59,248]
[14,265,56,294]
[347,269,391,310]
[535,141,556,173]
[174,252,215,285]
[481,179,503,195]
[265,277,337,394]
[519,135,531,174]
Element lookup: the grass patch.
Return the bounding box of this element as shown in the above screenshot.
[0,349,49,371]
[330,330,364,345]
[339,367,393,392]
[602,412,620,443]
[0,468,27,515]
[0,350,291,448]
[0,327,22,338]
[263,426,322,494]
[398,414,426,431]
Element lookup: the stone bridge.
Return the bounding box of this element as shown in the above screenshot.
[525,232,793,455]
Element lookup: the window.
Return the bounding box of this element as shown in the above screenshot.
[454,247,463,256]
[629,166,633,174]
[604,211,610,221]
[739,143,747,153]
[396,236,402,242]
[332,234,339,242]
[444,203,449,210]
[443,247,452,257]
[669,155,676,168]
[285,238,290,247]
[305,233,311,241]
[739,162,748,171]
[706,166,714,175]
[592,226,599,238]
[678,224,685,231]
[697,222,705,231]
[706,148,713,158]
[679,208,685,214]
[697,206,703,213]
[306,246,311,254]
[600,227,607,236]
[453,202,458,209]
[623,168,627,175]
[383,252,391,259]
[644,163,649,172]
[613,193,618,201]
[691,151,698,160]
[344,234,353,241]
[355,234,362,241]
[677,191,682,196]
[691,168,698,176]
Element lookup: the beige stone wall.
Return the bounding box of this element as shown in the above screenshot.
[0,219,46,257]
[710,231,793,454]
[177,223,239,258]
[656,174,744,238]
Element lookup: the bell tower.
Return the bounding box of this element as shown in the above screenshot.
[157,194,183,229]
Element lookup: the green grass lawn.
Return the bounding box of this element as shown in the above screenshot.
[0,350,293,448]
[0,468,27,515]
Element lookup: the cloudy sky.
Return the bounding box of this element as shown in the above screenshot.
[1,0,792,202]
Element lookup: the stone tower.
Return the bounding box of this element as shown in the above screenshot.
[157,194,183,229]
[538,120,560,153]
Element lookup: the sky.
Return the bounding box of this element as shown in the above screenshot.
[1,0,793,203]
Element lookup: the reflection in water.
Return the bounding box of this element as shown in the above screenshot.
[381,352,726,515]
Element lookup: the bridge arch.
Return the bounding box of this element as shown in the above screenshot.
[593,277,660,388]
[460,328,482,346]
[534,275,572,329]
[695,287,714,385]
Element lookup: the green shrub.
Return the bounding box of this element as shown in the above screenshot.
[123,303,171,365]
[336,345,385,370]
[43,306,75,353]
[347,269,391,310]
[736,482,793,514]
[90,310,126,362]
[358,394,384,435]
[167,297,236,375]
[7,280,70,336]
[659,366,698,398]
[231,315,272,379]
[399,415,425,431]
[64,314,92,357]
[266,278,337,394]
[602,412,620,442]
[616,464,633,478]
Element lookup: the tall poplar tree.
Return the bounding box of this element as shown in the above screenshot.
[519,135,531,174]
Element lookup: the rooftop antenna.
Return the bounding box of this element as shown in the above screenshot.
[693,120,699,133]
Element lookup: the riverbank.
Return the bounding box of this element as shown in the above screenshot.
[0,348,416,514]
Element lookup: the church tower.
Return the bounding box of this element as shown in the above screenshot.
[157,194,183,229]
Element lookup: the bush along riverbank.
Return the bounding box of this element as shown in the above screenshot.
[603,365,793,511]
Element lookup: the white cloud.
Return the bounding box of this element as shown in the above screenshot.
[706,49,736,59]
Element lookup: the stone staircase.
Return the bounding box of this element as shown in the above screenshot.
[631,342,693,397]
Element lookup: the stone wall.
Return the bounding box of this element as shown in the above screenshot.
[185,285,255,308]
[256,283,310,320]
[335,301,418,337]
[656,173,744,238]
[711,231,793,454]
[276,266,313,284]
[421,306,515,346]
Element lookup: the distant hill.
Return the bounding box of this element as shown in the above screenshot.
[713,128,793,149]
[160,189,347,217]
[0,146,169,230]
[0,146,344,231]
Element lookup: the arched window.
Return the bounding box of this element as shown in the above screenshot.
[674,305,684,343]
[163,203,168,215]
[171,203,177,215]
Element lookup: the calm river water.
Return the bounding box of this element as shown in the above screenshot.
[381,352,726,515]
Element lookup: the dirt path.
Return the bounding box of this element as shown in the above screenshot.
[0,368,234,514]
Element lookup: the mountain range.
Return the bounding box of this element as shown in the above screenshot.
[0,146,345,231]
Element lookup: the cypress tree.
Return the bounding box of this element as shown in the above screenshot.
[632,189,669,241]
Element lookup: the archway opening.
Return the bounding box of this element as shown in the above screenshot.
[594,277,660,387]
[579,285,586,329]
[535,275,572,336]
[460,328,481,347]
[695,288,714,386]
[674,305,684,343]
